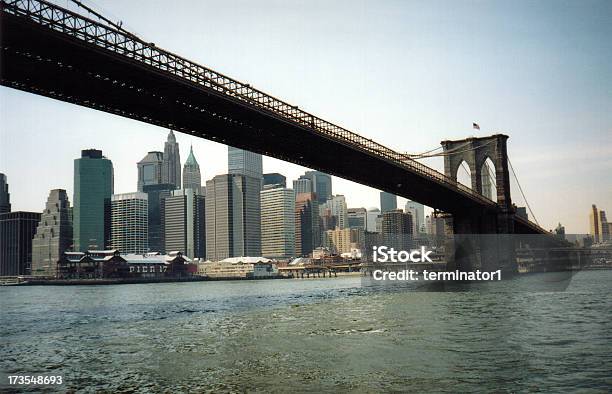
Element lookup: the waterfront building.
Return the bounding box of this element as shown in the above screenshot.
[0,211,40,276]
[348,208,367,231]
[111,192,148,254]
[295,192,320,257]
[366,207,381,233]
[205,174,261,261]
[196,257,277,279]
[57,250,192,279]
[299,171,332,204]
[164,188,205,259]
[382,209,413,251]
[73,149,114,252]
[405,200,425,234]
[320,195,348,229]
[182,146,203,194]
[263,173,286,188]
[162,130,181,189]
[0,173,10,213]
[31,189,73,276]
[228,146,263,180]
[261,185,295,259]
[137,151,164,191]
[293,178,313,195]
[380,191,397,213]
[142,183,174,253]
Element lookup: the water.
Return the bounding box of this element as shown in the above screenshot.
[1,271,611,392]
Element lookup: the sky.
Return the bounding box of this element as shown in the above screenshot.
[1,0,611,234]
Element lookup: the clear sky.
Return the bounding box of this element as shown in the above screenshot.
[1,0,611,233]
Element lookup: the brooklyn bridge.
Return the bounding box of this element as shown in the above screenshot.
[0,0,563,272]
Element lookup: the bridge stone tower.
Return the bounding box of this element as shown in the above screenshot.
[441,134,512,211]
[440,134,516,274]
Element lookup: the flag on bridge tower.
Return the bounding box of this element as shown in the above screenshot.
[472,122,480,130]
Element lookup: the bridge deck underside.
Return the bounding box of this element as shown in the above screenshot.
[1,12,543,233]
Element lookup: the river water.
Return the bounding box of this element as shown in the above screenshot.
[1,271,611,392]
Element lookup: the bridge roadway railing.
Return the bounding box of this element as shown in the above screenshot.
[2,0,495,207]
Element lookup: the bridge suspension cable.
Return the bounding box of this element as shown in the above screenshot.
[508,156,539,225]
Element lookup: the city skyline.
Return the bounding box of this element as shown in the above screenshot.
[1,0,611,233]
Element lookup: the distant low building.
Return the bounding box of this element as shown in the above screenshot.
[196,257,278,279]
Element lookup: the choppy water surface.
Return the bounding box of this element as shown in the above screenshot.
[1,271,611,392]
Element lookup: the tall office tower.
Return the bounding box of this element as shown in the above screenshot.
[0,173,10,213]
[300,171,332,204]
[206,174,261,261]
[320,208,338,233]
[164,188,205,259]
[599,210,609,242]
[347,208,367,230]
[293,178,312,194]
[111,192,148,254]
[142,183,174,253]
[228,146,263,180]
[405,200,425,234]
[380,191,397,213]
[382,209,413,251]
[162,130,181,189]
[295,192,320,257]
[73,149,114,252]
[137,151,164,191]
[260,185,295,259]
[366,207,381,233]
[31,189,73,276]
[182,146,202,193]
[263,173,286,188]
[320,195,348,229]
[589,204,601,243]
[0,211,40,276]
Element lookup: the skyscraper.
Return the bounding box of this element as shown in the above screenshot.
[137,151,164,191]
[380,191,397,213]
[164,188,206,258]
[31,189,73,276]
[320,195,348,229]
[261,185,295,259]
[73,149,114,252]
[405,200,425,234]
[162,130,181,189]
[111,192,148,254]
[347,208,367,231]
[295,192,320,257]
[0,173,10,213]
[589,204,602,243]
[142,183,175,253]
[599,210,609,242]
[293,178,312,195]
[228,146,263,180]
[0,211,40,276]
[382,209,413,251]
[366,207,381,233]
[263,173,286,188]
[300,171,332,204]
[182,146,202,193]
[206,174,261,261]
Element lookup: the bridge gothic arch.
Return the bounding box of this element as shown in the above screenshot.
[441,134,512,211]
